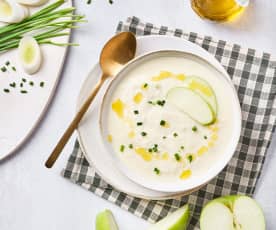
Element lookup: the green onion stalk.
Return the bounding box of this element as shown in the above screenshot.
[0,0,86,53]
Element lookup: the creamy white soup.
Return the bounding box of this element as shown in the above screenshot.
[105,55,237,184]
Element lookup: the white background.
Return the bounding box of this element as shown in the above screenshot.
[0,0,276,229]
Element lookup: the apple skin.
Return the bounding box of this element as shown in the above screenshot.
[96,209,119,230]
[148,204,190,230]
[200,195,266,230]
[183,75,218,116]
[166,87,216,126]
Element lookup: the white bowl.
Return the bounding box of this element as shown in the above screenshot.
[99,50,241,193]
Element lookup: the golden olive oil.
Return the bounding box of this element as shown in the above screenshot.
[191,0,249,22]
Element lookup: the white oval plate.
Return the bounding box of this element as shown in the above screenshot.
[0,0,72,161]
[77,35,233,199]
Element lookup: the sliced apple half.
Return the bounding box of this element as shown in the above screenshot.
[167,87,215,125]
[96,209,119,230]
[148,204,190,230]
[184,76,217,116]
[200,195,266,230]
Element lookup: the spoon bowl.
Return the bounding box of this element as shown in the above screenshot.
[100,32,137,77]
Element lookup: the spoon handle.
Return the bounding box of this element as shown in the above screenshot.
[45,74,106,168]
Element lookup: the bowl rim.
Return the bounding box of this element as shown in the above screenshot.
[99,50,242,193]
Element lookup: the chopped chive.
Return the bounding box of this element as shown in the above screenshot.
[148,100,155,105]
[148,148,153,153]
[143,83,148,88]
[180,146,185,150]
[154,167,160,175]
[29,81,34,86]
[141,132,147,137]
[187,155,193,163]
[40,82,45,87]
[162,136,167,139]
[156,100,166,106]
[137,122,143,126]
[3,88,10,93]
[160,120,166,126]
[1,66,7,72]
[192,126,197,132]
[22,78,26,83]
[9,82,16,88]
[134,110,139,115]
[152,144,158,152]
[204,135,208,140]
[173,132,178,137]
[109,0,113,4]
[129,144,133,149]
[5,61,10,66]
[12,66,16,71]
[120,145,125,152]
[174,153,181,161]
[20,90,28,94]
[20,83,23,87]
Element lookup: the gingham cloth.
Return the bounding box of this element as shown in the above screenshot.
[62,17,276,229]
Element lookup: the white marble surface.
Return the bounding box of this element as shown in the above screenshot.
[0,0,276,229]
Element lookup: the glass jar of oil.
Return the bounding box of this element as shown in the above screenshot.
[191,0,249,22]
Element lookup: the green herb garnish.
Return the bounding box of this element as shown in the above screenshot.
[180,146,185,150]
[134,110,139,115]
[20,90,28,94]
[120,145,125,152]
[192,126,197,132]
[20,83,23,87]
[154,167,160,175]
[187,155,193,163]
[148,99,165,106]
[1,66,7,72]
[204,135,208,140]
[5,61,10,66]
[173,132,178,137]
[149,144,158,153]
[3,88,10,93]
[29,81,34,86]
[9,82,16,88]
[40,82,45,87]
[174,153,181,161]
[143,83,148,88]
[141,132,147,137]
[162,136,167,139]
[152,144,158,152]
[137,122,143,126]
[22,78,26,83]
[12,66,16,71]
[156,100,166,106]
[129,144,133,149]
[160,120,166,126]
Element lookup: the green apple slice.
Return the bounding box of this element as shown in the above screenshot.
[200,195,265,230]
[233,196,266,230]
[96,209,119,230]
[148,204,190,230]
[184,76,217,116]
[167,87,215,125]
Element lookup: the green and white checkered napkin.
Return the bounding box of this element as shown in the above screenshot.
[62,17,276,229]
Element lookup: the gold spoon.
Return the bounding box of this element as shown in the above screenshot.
[45,32,137,168]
